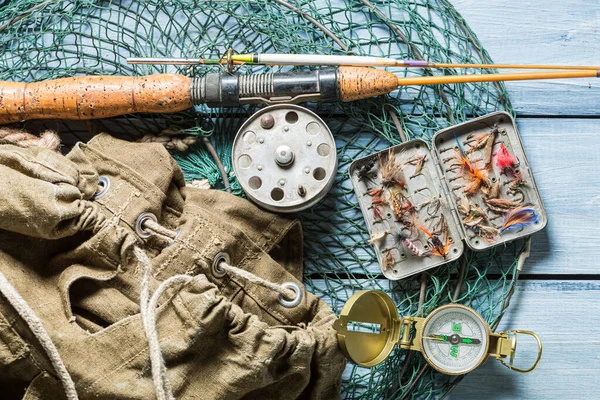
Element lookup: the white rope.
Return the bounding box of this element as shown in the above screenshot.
[0,128,60,151]
[0,273,78,400]
[219,262,296,301]
[146,274,193,400]
[135,246,195,400]
[186,179,211,190]
[135,246,172,400]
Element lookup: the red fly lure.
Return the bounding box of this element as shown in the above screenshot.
[495,143,523,180]
[367,187,384,197]
[373,206,384,220]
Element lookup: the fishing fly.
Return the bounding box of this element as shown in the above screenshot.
[500,206,539,233]
[396,231,425,257]
[484,198,529,213]
[418,225,451,258]
[357,158,376,181]
[407,154,427,178]
[465,124,500,169]
[450,148,491,195]
[379,149,406,188]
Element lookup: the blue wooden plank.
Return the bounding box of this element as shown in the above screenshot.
[515,118,600,275]
[448,280,600,399]
[452,0,600,116]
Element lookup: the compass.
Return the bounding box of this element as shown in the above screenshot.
[421,304,490,374]
[333,290,542,375]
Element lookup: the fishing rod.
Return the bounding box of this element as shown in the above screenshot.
[0,66,597,124]
[128,52,600,71]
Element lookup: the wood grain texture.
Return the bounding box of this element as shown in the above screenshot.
[338,67,399,101]
[452,0,600,115]
[448,280,600,399]
[0,74,192,123]
[496,118,600,276]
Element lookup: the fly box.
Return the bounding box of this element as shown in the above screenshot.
[349,111,547,280]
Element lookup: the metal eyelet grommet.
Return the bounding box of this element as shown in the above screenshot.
[278,282,303,308]
[211,252,230,278]
[93,176,110,200]
[135,212,158,239]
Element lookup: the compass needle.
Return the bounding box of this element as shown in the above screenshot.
[424,335,446,341]
[461,337,481,345]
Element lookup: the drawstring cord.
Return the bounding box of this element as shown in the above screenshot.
[218,261,296,301]
[135,246,194,400]
[143,219,178,243]
[0,273,78,400]
[134,219,301,400]
[135,247,172,400]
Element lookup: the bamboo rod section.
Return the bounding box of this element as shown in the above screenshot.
[427,62,600,71]
[397,69,599,86]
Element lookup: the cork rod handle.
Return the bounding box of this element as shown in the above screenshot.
[337,67,399,101]
[0,74,193,124]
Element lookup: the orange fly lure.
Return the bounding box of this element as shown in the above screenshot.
[418,225,451,258]
[452,148,490,195]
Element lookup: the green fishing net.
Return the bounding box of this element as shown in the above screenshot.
[0,0,525,398]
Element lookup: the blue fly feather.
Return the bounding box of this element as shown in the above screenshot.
[453,132,465,155]
[500,207,539,233]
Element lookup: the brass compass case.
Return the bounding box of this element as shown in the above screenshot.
[333,290,542,375]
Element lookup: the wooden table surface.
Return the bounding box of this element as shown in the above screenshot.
[446,1,600,398]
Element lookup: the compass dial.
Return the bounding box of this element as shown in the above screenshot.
[421,304,490,375]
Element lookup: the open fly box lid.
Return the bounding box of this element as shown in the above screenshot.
[349,111,547,280]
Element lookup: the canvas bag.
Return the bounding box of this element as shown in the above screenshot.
[0,133,345,399]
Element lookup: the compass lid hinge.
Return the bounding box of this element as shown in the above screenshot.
[398,316,424,351]
[489,332,514,359]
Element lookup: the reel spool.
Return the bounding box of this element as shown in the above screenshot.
[232,104,337,213]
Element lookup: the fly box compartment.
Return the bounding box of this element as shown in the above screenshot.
[349,112,546,280]
[349,140,465,280]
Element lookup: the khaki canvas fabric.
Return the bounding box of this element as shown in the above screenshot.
[0,133,345,399]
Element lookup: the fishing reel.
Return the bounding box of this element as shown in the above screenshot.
[232,104,337,213]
